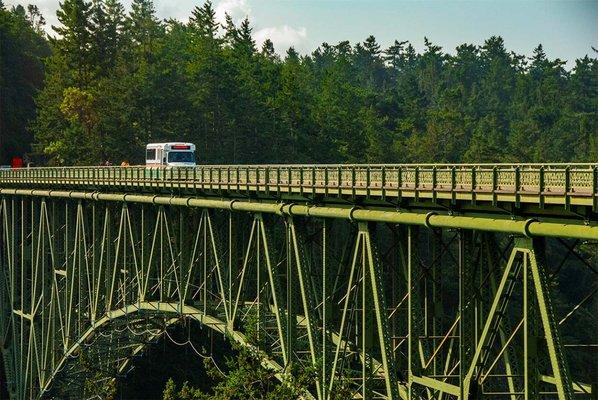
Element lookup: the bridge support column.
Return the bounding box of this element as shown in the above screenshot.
[288,217,323,399]
[407,226,417,400]
[0,199,17,399]
[461,236,574,400]
[459,230,477,399]
[330,222,398,400]
[526,238,573,400]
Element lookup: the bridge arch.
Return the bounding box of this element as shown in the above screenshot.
[40,302,295,398]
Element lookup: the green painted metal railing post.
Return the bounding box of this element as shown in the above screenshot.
[593,166,597,212]
[515,166,521,208]
[381,166,386,201]
[351,166,356,199]
[432,166,437,203]
[397,166,403,202]
[324,167,329,197]
[300,167,304,197]
[276,166,281,196]
[471,166,476,205]
[491,166,498,206]
[265,167,270,196]
[565,166,571,211]
[337,166,341,197]
[414,167,419,202]
[366,166,371,200]
[539,166,545,209]
[245,166,250,195]
[451,166,457,205]
[311,167,316,197]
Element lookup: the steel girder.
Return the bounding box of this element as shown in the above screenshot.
[0,194,595,400]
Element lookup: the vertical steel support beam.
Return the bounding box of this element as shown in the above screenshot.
[361,226,373,400]
[407,226,418,400]
[289,217,322,399]
[285,217,297,364]
[321,219,328,400]
[329,225,360,397]
[205,210,231,323]
[463,239,522,397]
[459,230,476,398]
[361,222,399,400]
[231,217,256,326]
[228,212,235,328]
[482,234,518,399]
[528,238,573,400]
[429,229,443,379]
[1,199,17,399]
[257,214,288,365]
[523,240,539,400]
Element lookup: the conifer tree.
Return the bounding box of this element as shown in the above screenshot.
[128,0,162,62]
[190,0,218,39]
[53,0,93,85]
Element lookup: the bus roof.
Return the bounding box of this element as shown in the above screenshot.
[146,143,195,148]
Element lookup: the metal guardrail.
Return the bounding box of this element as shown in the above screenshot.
[0,164,596,207]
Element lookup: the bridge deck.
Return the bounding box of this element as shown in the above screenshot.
[0,164,596,210]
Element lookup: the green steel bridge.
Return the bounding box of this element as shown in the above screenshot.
[0,164,596,399]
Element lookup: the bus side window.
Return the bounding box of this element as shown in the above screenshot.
[146,148,156,161]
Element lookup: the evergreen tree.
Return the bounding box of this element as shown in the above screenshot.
[261,39,275,59]
[26,5,46,34]
[90,0,112,75]
[0,3,49,163]
[234,17,256,57]
[384,39,409,71]
[190,0,218,39]
[128,0,162,63]
[53,0,93,85]
[22,2,597,167]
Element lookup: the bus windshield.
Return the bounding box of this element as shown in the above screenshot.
[168,151,195,163]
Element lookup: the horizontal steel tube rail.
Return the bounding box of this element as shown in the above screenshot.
[0,188,596,240]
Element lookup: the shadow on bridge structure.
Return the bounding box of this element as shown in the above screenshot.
[0,163,596,399]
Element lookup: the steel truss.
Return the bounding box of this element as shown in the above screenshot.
[0,195,595,399]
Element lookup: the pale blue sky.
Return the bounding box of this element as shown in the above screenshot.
[6,0,598,66]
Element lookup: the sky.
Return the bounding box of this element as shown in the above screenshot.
[5,0,598,66]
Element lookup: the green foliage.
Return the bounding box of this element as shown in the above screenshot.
[162,341,317,400]
[16,0,594,167]
[0,3,49,164]
[83,373,117,400]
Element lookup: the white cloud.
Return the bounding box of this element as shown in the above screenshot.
[5,0,60,33]
[254,25,308,52]
[213,0,307,53]
[4,0,308,53]
[214,0,251,25]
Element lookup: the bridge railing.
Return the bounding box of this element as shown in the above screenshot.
[0,163,596,201]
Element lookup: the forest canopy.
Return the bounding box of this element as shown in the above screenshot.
[0,0,596,166]
[0,1,49,164]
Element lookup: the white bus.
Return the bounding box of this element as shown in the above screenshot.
[146,143,197,167]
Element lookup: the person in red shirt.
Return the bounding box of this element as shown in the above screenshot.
[11,157,23,168]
